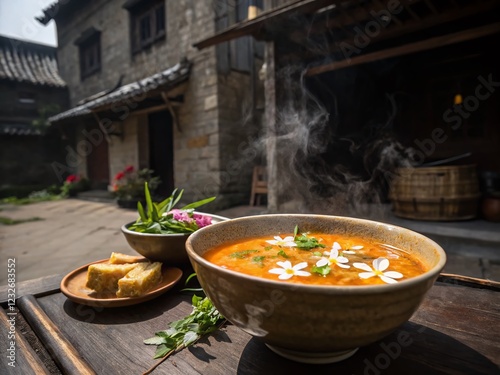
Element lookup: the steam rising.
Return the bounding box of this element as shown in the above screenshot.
[265,64,415,215]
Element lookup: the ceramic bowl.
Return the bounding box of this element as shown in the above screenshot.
[121,212,229,264]
[185,214,446,364]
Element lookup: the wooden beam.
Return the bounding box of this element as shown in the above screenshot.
[91,111,113,144]
[305,22,500,76]
[311,0,500,59]
[129,103,170,116]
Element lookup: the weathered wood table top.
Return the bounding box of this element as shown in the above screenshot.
[1,274,499,375]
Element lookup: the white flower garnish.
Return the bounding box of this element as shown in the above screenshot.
[268,261,311,280]
[316,244,350,269]
[353,257,403,284]
[266,236,297,247]
[342,244,363,255]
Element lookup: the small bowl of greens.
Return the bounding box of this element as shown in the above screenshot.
[121,184,229,264]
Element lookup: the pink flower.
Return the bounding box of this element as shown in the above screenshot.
[124,165,134,173]
[169,209,193,223]
[193,213,213,228]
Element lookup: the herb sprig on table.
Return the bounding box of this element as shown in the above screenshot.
[143,294,225,374]
[128,183,216,234]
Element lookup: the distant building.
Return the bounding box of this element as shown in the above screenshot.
[37,0,265,208]
[0,35,68,194]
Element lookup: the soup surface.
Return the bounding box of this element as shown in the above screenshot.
[203,231,427,285]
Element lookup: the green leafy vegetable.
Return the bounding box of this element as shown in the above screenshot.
[312,264,331,276]
[144,295,225,360]
[294,234,326,250]
[127,183,216,234]
[229,250,258,259]
[313,251,323,257]
[264,246,273,251]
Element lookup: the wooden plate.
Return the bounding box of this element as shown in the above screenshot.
[60,259,183,307]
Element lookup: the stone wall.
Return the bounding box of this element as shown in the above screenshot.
[54,0,262,209]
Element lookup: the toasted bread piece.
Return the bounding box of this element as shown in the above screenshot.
[109,252,146,264]
[116,262,162,298]
[86,263,139,293]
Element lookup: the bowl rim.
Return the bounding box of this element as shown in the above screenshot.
[121,211,230,237]
[185,213,447,294]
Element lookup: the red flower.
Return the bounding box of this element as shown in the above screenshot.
[114,171,125,181]
[124,165,134,173]
[66,174,79,183]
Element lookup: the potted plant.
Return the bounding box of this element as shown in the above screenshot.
[112,166,161,208]
[121,183,229,264]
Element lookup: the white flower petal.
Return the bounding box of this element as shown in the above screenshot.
[276,260,291,269]
[283,236,295,242]
[383,271,403,279]
[294,270,311,277]
[351,245,364,250]
[330,248,339,258]
[268,268,285,275]
[353,262,373,272]
[293,262,308,271]
[337,256,349,263]
[283,241,297,247]
[380,275,398,284]
[278,273,293,280]
[332,242,342,251]
[266,240,278,245]
[274,236,284,241]
[373,257,389,272]
[358,272,376,279]
[337,263,350,269]
[316,258,328,267]
[343,250,355,254]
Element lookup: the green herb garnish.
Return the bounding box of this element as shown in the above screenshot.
[312,264,331,276]
[144,295,225,371]
[252,256,266,266]
[229,250,259,259]
[128,183,216,234]
[313,251,323,257]
[293,225,326,250]
[264,246,273,251]
[277,250,289,258]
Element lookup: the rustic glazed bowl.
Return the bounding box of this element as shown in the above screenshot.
[185,214,446,364]
[121,212,229,264]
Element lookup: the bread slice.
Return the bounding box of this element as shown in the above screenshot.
[109,252,146,264]
[116,262,162,298]
[86,263,139,293]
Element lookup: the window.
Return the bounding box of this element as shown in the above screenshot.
[128,0,165,54]
[75,28,101,81]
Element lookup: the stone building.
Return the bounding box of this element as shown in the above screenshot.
[37,0,265,209]
[0,35,68,194]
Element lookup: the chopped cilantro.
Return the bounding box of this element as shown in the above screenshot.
[295,234,326,250]
[229,250,259,259]
[277,250,289,258]
[311,264,331,276]
[313,251,323,257]
[252,256,266,266]
[264,246,273,251]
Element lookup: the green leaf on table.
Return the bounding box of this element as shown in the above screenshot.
[154,344,173,359]
[183,331,199,346]
[144,336,167,345]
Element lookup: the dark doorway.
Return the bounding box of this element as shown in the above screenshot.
[86,122,110,189]
[148,110,174,197]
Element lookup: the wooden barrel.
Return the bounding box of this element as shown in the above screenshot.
[389,164,480,221]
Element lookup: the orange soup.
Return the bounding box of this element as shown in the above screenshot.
[203,231,427,285]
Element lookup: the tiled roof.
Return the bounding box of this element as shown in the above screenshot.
[49,59,191,123]
[0,35,66,88]
[0,123,42,136]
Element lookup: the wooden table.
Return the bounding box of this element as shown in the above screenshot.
[1,274,499,375]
